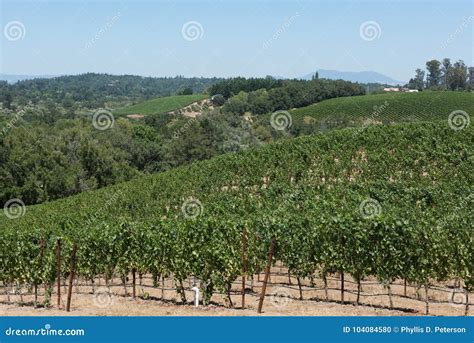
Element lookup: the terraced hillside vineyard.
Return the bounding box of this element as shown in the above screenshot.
[1,121,472,305]
[287,92,474,134]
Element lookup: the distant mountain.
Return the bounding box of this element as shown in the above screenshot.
[301,69,404,85]
[0,74,58,84]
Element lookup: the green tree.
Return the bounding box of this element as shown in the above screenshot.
[468,67,474,90]
[449,60,468,90]
[210,94,225,106]
[425,59,442,88]
[441,58,452,89]
[179,87,193,95]
[408,69,425,90]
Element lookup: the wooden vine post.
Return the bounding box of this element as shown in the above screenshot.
[241,225,247,309]
[388,283,394,309]
[297,277,303,300]
[66,244,77,312]
[161,274,165,300]
[56,239,61,308]
[257,237,276,314]
[424,285,429,315]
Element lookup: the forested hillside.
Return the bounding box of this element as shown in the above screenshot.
[0,73,222,109]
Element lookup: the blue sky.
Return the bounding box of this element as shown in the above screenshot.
[0,0,472,81]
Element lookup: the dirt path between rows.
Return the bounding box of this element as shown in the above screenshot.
[1,270,470,316]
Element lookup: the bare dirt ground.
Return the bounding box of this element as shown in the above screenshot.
[169,99,213,118]
[1,266,471,317]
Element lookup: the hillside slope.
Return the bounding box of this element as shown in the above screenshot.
[114,94,208,116]
[2,121,472,299]
[288,91,473,133]
[3,120,472,228]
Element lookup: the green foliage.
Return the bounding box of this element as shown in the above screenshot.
[1,121,472,301]
[222,79,366,115]
[3,73,221,109]
[210,94,225,106]
[207,76,283,99]
[284,91,474,136]
[178,87,194,96]
[408,58,473,91]
[426,59,442,88]
[1,108,260,206]
[0,119,141,205]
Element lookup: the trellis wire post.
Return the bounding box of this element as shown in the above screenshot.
[257,237,276,314]
[66,244,77,312]
[241,225,247,309]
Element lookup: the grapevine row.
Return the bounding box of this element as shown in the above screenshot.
[1,121,472,309]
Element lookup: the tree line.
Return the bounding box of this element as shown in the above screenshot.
[207,76,284,99]
[0,73,223,110]
[219,78,366,115]
[407,58,473,91]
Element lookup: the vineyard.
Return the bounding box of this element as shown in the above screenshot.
[1,120,473,315]
[287,91,474,131]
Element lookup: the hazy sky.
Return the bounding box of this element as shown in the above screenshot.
[1,0,472,81]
